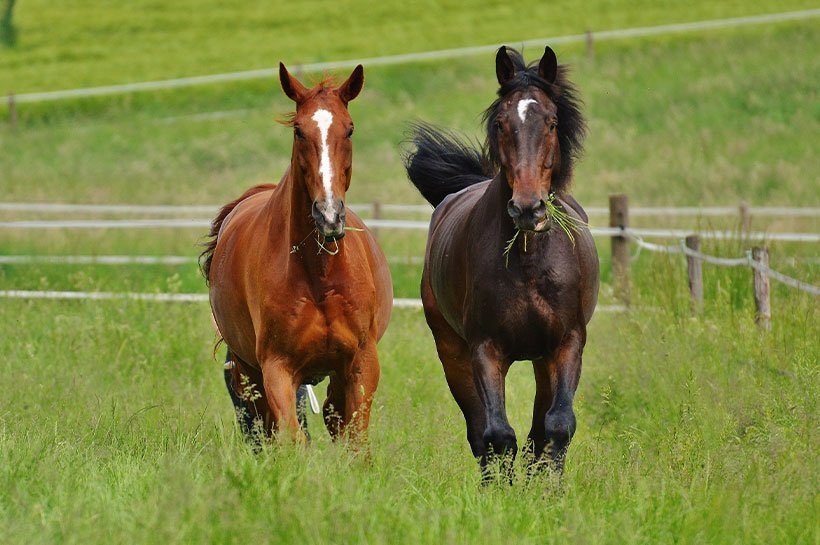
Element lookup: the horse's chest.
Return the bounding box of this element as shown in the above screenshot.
[264,287,366,360]
[468,268,575,358]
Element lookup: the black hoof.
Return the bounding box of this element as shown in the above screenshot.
[544,409,576,471]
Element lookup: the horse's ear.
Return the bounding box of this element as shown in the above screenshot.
[495,46,516,85]
[538,46,558,84]
[279,62,308,103]
[338,64,364,104]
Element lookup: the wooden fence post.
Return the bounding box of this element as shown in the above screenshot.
[751,246,771,330]
[739,200,751,236]
[7,93,15,127]
[372,201,382,242]
[685,234,703,315]
[609,194,630,305]
[585,31,594,60]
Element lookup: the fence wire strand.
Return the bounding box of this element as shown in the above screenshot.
[627,231,819,295]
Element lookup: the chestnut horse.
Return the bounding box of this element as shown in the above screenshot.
[404,46,598,473]
[202,63,393,442]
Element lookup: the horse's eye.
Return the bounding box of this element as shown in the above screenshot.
[547,120,558,133]
[346,126,354,139]
[495,120,503,132]
[294,127,304,139]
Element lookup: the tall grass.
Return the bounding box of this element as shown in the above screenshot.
[0,261,815,543]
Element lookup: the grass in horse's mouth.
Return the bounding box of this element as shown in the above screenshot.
[545,193,587,246]
[502,194,588,268]
[291,226,365,256]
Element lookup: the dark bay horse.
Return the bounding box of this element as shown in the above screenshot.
[202,63,393,442]
[404,46,598,473]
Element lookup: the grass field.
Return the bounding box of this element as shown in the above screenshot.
[0,2,818,544]
[2,19,819,207]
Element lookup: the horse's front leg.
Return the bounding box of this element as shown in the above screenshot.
[342,340,381,442]
[324,340,380,442]
[471,341,516,470]
[537,329,584,472]
[259,356,305,443]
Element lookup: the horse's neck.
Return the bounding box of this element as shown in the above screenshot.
[268,169,336,272]
[476,173,517,236]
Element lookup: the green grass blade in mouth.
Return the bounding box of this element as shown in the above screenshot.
[545,194,588,247]
[503,195,588,265]
[502,229,521,269]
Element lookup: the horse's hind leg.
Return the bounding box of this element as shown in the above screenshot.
[530,329,584,473]
[224,349,268,442]
[323,375,345,439]
[296,385,310,440]
[526,357,554,466]
[224,351,255,436]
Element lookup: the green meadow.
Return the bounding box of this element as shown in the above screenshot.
[0,2,818,543]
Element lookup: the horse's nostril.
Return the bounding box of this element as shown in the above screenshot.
[533,201,547,220]
[507,200,522,218]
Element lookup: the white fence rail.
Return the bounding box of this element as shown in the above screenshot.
[1,201,818,217]
[1,217,817,243]
[0,254,425,266]
[0,289,631,313]
[3,9,819,104]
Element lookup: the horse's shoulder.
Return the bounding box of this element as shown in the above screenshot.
[431,180,490,227]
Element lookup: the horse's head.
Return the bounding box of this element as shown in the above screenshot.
[279,63,364,241]
[486,46,585,232]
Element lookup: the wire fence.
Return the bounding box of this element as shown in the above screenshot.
[627,233,819,295]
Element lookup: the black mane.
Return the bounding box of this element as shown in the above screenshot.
[483,48,587,192]
[404,47,586,207]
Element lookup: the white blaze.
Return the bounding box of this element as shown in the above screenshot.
[517,98,538,122]
[312,109,334,209]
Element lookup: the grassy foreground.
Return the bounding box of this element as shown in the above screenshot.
[0,260,816,544]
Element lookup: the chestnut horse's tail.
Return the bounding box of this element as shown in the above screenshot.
[403,123,493,208]
[199,183,275,284]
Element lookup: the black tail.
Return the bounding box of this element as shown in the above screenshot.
[403,123,493,208]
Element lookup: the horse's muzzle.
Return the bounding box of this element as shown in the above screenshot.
[507,198,550,232]
[312,198,346,241]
